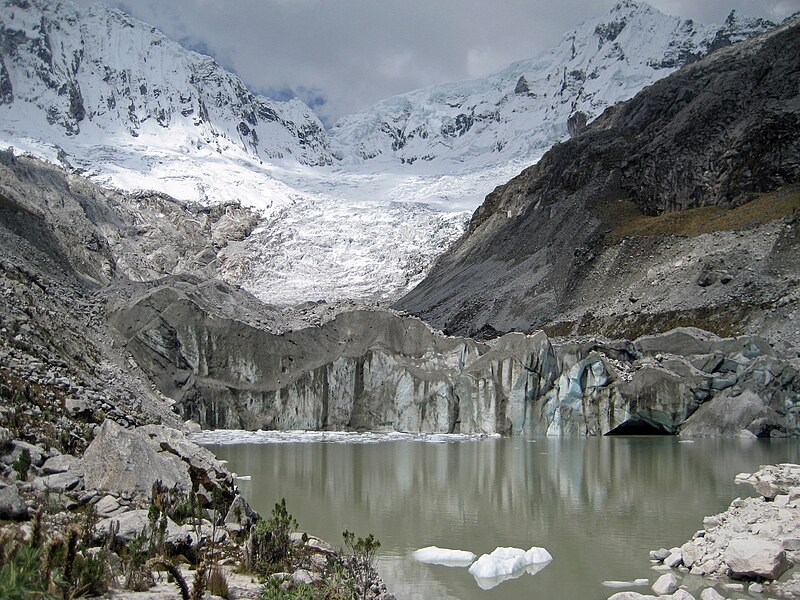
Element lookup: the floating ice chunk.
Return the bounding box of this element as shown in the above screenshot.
[468,546,552,587]
[602,578,650,588]
[411,546,476,567]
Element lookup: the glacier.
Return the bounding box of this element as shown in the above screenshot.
[0,0,776,305]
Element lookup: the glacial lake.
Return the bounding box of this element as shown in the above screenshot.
[200,434,800,600]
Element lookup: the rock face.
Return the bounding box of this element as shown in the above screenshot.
[395,20,800,347]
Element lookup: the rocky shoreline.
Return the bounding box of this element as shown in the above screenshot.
[0,420,394,599]
[608,464,800,600]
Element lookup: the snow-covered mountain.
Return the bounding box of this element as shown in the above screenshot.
[0,0,333,166]
[330,1,775,167]
[0,0,778,306]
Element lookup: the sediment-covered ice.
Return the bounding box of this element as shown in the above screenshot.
[468,546,552,581]
[412,546,477,567]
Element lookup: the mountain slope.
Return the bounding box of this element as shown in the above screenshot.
[395,20,800,346]
[330,1,775,167]
[0,0,332,165]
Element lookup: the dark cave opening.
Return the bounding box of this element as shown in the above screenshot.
[605,418,675,436]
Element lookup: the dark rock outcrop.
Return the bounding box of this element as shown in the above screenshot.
[395,21,800,345]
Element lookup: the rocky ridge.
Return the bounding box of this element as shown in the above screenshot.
[395,19,800,346]
[0,0,332,165]
[331,1,775,167]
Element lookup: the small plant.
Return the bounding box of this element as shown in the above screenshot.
[245,498,300,575]
[207,563,230,599]
[0,534,51,600]
[260,576,314,600]
[12,448,31,480]
[343,530,381,600]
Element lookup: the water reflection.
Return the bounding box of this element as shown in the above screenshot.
[207,437,800,600]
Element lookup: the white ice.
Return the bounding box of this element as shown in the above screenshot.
[468,546,552,589]
[602,578,650,588]
[411,546,477,567]
[191,429,500,446]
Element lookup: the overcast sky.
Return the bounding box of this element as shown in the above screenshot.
[73,0,799,125]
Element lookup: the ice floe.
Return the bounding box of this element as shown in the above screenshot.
[602,578,650,588]
[411,546,477,567]
[468,546,552,589]
[192,429,500,446]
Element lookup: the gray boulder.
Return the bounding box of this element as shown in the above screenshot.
[95,509,192,547]
[0,426,11,448]
[723,537,791,580]
[41,453,80,475]
[652,572,679,595]
[699,589,725,600]
[225,495,258,528]
[82,420,191,500]
[30,472,83,492]
[0,483,28,520]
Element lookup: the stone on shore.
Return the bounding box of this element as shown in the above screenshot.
[698,589,725,600]
[723,537,790,580]
[652,572,679,595]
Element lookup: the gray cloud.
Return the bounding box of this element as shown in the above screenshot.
[72,0,799,125]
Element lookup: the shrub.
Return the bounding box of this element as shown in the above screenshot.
[12,448,31,480]
[342,530,381,600]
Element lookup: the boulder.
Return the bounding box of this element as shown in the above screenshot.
[224,495,258,528]
[723,537,790,580]
[30,472,83,492]
[652,572,679,595]
[0,483,28,520]
[41,453,80,475]
[607,593,658,600]
[0,426,11,448]
[95,509,192,547]
[94,494,125,518]
[139,424,235,504]
[699,589,725,600]
[82,420,191,500]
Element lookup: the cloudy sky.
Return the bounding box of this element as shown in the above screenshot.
[73,0,799,125]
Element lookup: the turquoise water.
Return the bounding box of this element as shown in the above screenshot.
[206,436,800,600]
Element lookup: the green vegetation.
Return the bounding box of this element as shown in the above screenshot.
[342,530,381,600]
[12,448,31,481]
[607,184,800,240]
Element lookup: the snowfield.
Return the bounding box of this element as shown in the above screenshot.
[0,0,775,305]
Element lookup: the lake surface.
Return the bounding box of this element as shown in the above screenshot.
[202,434,800,600]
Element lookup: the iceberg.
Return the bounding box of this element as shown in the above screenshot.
[411,546,477,567]
[468,546,552,589]
[602,578,650,588]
